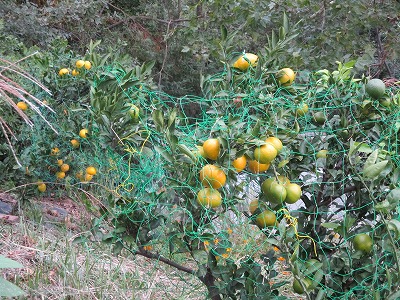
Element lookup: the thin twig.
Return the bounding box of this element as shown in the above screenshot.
[123,243,196,275]
[158,20,172,91]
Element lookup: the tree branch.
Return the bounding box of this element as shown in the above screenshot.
[123,244,196,275]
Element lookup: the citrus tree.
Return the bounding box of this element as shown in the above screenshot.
[83,15,400,300]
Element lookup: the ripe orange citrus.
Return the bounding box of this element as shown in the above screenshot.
[277,68,296,86]
[58,68,69,76]
[51,147,60,156]
[60,163,70,172]
[353,233,372,252]
[249,199,259,214]
[296,103,309,116]
[16,102,28,111]
[57,159,63,166]
[197,188,222,208]
[71,69,79,76]
[70,139,80,148]
[285,183,302,204]
[84,173,93,182]
[265,137,283,153]
[38,183,46,192]
[248,160,270,174]
[203,138,220,160]
[200,164,226,189]
[254,143,278,164]
[79,128,89,138]
[75,60,85,69]
[84,61,92,70]
[233,53,258,71]
[365,78,385,99]
[56,171,66,179]
[86,166,97,176]
[256,210,277,228]
[232,156,247,172]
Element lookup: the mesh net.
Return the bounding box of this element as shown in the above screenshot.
[26,62,400,299]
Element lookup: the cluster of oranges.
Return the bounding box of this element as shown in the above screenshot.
[58,59,92,77]
[37,127,96,192]
[232,53,296,86]
[194,136,302,229]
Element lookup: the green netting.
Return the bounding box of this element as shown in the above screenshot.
[25,62,400,299]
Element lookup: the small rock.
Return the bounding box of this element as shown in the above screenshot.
[0,200,13,214]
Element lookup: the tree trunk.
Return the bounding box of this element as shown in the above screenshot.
[199,267,222,300]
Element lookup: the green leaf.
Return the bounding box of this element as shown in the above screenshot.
[168,108,177,128]
[363,149,378,170]
[388,219,400,239]
[0,277,25,297]
[177,144,197,162]
[0,255,24,269]
[152,109,164,130]
[221,25,227,41]
[321,222,340,229]
[363,160,388,179]
[250,120,261,137]
[154,145,174,164]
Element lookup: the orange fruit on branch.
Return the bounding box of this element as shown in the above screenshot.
[200,164,226,189]
[248,160,270,174]
[256,210,277,228]
[197,188,222,208]
[277,68,296,86]
[254,142,278,164]
[203,138,220,160]
[233,53,258,71]
[232,156,247,172]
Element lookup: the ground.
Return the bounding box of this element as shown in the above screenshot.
[0,193,303,299]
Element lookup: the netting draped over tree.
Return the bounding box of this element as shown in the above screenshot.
[25,55,400,299]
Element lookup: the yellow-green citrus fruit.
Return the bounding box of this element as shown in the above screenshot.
[51,147,60,156]
[254,143,278,164]
[38,183,46,192]
[79,128,89,138]
[247,160,270,174]
[265,136,283,153]
[232,156,247,172]
[71,69,79,76]
[316,149,328,159]
[277,68,296,86]
[129,104,140,121]
[285,183,302,204]
[84,61,92,70]
[296,103,309,116]
[203,138,220,160]
[256,210,277,228]
[262,178,288,204]
[353,233,373,253]
[233,53,258,71]
[197,188,222,208]
[249,199,259,214]
[16,102,28,111]
[313,111,326,124]
[200,164,226,189]
[365,78,385,99]
[58,68,69,76]
[75,60,85,68]
[57,159,63,167]
[86,166,97,176]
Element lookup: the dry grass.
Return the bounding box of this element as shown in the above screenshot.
[0,197,304,299]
